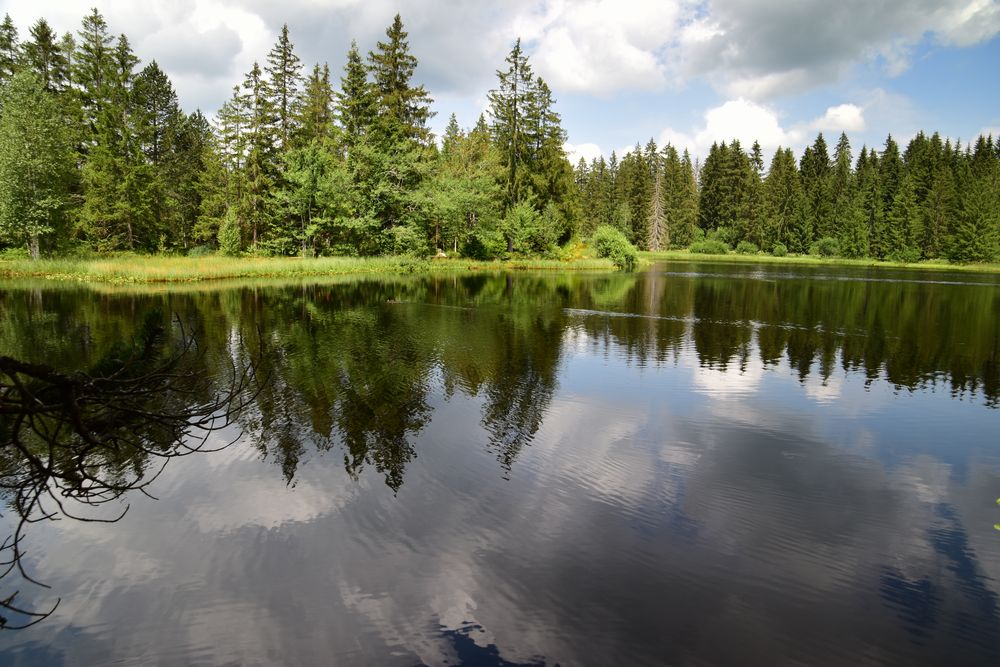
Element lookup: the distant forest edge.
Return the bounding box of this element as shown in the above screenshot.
[0,10,998,265]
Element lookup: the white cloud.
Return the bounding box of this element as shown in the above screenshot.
[811,104,866,133]
[657,98,803,158]
[678,0,1000,99]
[516,0,685,95]
[564,142,603,164]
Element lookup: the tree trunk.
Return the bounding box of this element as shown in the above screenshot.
[29,234,40,261]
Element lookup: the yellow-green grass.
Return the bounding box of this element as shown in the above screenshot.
[0,254,617,284]
[641,249,1000,274]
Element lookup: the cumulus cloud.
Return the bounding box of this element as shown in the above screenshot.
[810,103,866,133]
[564,141,604,164]
[677,0,1000,99]
[512,0,684,95]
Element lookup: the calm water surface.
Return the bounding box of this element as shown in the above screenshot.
[1,261,999,666]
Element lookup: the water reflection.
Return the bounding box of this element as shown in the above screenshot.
[0,311,257,628]
[0,263,997,664]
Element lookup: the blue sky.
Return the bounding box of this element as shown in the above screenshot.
[3,0,998,162]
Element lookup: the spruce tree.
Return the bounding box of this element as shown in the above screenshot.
[265,24,302,148]
[0,14,17,86]
[368,14,433,144]
[336,41,375,153]
[22,19,68,93]
[296,63,333,145]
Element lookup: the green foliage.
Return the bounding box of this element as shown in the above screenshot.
[735,240,759,255]
[387,225,430,257]
[217,210,242,256]
[0,71,74,259]
[589,225,637,271]
[187,244,215,257]
[812,236,839,257]
[771,242,788,257]
[689,239,730,255]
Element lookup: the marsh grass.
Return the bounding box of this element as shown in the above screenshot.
[641,250,1000,274]
[0,254,617,284]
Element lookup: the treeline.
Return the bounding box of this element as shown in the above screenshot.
[0,9,997,264]
[0,11,575,259]
[576,131,1000,263]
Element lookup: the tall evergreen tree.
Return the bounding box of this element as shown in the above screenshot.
[265,24,302,148]
[0,14,17,86]
[368,14,433,144]
[336,40,375,154]
[22,19,69,93]
[296,63,333,145]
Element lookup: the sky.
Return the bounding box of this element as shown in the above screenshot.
[2,0,999,164]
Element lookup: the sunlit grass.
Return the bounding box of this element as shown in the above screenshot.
[640,249,1000,273]
[0,254,617,284]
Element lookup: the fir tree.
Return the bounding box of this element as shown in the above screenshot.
[368,14,433,144]
[265,24,302,148]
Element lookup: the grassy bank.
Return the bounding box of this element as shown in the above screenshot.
[641,249,1000,274]
[0,254,616,284]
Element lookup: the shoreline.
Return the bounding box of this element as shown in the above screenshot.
[640,250,1000,274]
[1,250,999,286]
[0,255,618,285]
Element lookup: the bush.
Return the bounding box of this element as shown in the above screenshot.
[590,225,638,271]
[187,244,215,257]
[735,240,759,255]
[889,247,922,264]
[461,230,506,260]
[689,239,729,255]
[771,242,788,257]
[812,236,839,257]
[217,210,242,256]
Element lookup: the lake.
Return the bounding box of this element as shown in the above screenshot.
[1,261,999,666]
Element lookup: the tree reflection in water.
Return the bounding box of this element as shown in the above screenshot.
[0,311,260,628]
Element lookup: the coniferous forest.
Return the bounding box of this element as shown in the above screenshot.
[0,9,998,264]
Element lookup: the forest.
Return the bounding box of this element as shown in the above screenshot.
[0,9,997,264]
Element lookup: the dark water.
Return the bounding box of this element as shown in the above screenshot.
[1,261,999,666]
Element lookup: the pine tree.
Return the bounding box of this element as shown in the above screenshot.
[949,163,999,262]
[368,14,433,144]
[922,165,958,258]
[74,9,114,129]
[337,41,375,154]
[488,39,535,221]
[0,14,17,86]
[22,19,69,93]
[265,24,302,148]
[0,71,74,258]
[295,63,333,145]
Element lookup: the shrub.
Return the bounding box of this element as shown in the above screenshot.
[689,239,729,255]
[461,230,506,260]
[590,225,638,270]
[187,244,215,257]
[771,242,788,257]
[889,247,922,264]
[813,236,839,257]
[735,240,759,255]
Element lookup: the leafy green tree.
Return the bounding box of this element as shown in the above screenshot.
[0,71,74,258]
